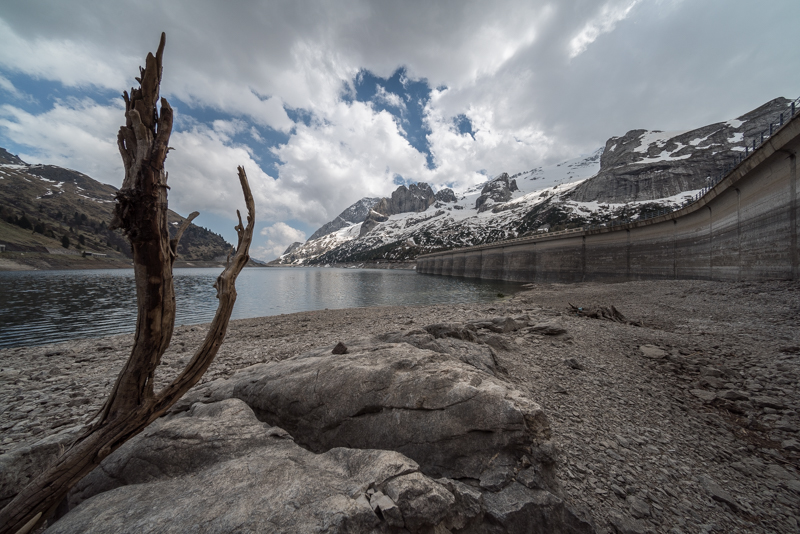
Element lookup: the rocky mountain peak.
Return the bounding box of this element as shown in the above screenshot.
[434,188,457,204]
[271,96,795,266]
[282,242,303,255]
[475,173,519,212]
[360,183,438,237]
[373,182,436,217]
[570,97,793,203]
[0,148,24,165]
[307,196,380,242]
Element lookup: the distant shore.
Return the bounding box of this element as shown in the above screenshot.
[264,260,417,270]
[2,279,798,532]
[0,252,269,271]
[0,250,415,272]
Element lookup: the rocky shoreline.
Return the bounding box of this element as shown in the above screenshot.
[1,279,798,533]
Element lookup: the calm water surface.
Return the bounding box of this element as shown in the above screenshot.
[0,267,522,348]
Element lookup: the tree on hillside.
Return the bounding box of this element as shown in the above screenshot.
[16,213,32,230]
[61,234,70,249]
[0,33,255,534]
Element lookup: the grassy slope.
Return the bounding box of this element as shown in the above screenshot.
[0,150,233,269]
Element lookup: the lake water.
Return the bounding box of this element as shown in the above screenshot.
[0,267,522,348]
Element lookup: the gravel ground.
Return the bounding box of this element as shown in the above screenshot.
[1,279,798,533]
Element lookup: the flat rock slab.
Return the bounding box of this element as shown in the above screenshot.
[690,389,717,402]
[53,399,472,533]
[483,482,594,534]
[228,339,552,481]
[0,426,81,509]
[53,399,589,534]
[638,345,666,359]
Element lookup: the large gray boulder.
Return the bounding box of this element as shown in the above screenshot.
[43,335,594,533]
[0,426,82,509]
[52,399,475,533]
[227,340,552,483]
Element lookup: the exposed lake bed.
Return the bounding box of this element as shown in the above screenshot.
[1,279,798,532]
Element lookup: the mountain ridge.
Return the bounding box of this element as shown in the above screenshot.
[0,150,234,269]
[274,96,793,266]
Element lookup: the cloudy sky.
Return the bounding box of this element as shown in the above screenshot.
[0,1,797,260]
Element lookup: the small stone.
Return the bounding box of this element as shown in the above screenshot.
[698,475,738,511]
[774,420,799,433]
[516,466,546,490]
[480,465,513,491]
[627,495,650,518]
[354,493,372,512]
[331,342,348,355]
[639,345,666,359]
[690,389,716,402]
[370,493,404,527]
[608,510,646,534]
[781,439,800,452]
[752,396,786,410]
[564,357,585,370]
[369,490,385,510]
[611,484,627,498]
[531,320,566,335]
[718,390,749,401]
[700,367,723,377]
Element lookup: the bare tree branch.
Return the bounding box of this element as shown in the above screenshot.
[0,33,255,534]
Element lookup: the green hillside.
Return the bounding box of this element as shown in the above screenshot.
[0,148,233,270]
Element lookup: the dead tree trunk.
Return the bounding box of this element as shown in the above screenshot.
[0,33,255,534]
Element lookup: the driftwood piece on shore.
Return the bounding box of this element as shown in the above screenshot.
[0,33,255,534]
[568,303,642,327]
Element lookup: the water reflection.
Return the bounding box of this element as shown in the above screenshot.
[0,267,521,348]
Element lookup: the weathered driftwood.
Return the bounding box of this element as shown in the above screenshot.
[0,33,255,534]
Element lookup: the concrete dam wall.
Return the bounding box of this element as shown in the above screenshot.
[417,113,800,283]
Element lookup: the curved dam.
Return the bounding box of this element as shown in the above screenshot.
[417,112,800,283]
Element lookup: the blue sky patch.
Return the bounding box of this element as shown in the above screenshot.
[284,106,315,127]
[350,68,434,169]
[453,114,475,139]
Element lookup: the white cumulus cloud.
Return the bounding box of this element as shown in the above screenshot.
[0,98,123,183]
[255,221,307,260]
[568,0,640,59]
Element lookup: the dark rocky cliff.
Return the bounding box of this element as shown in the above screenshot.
[570,97,792,203]
[360,183,437,237]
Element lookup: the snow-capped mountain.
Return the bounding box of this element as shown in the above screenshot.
[307,196,380,241]
[274,97,793,265]
[571,97,793,203]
